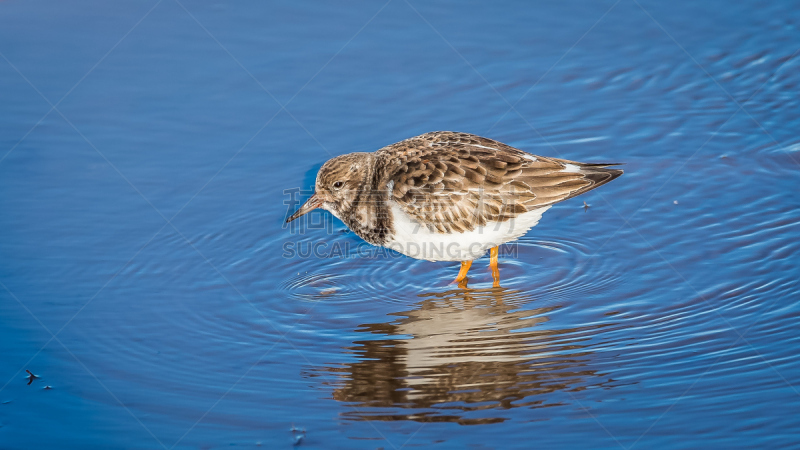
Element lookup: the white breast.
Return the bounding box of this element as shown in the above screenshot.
[385,203,551,261]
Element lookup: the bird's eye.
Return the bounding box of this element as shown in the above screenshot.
[333,181,344,190]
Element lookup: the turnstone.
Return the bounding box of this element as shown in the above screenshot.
[286,131,622,287]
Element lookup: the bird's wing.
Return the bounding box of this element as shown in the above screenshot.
[376,131,622,234]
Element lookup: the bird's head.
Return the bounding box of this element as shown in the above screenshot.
[286,152,374,223]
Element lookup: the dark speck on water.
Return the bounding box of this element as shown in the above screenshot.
[290,424,306,446]
[1,0,799,448]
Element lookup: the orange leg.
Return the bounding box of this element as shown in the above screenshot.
[455,260,472,287]
[489,246,500,287]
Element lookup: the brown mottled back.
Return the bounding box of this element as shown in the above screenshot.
[375,131,622,234]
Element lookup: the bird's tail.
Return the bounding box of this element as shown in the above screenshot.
[559,160,624,201]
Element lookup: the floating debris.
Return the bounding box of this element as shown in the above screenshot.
[26,370,38,386]
[673,200,679,205]
[291,424,306,446]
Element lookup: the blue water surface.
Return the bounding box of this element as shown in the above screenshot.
[1,0,799,448]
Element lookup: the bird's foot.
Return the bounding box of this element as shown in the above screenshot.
[489,246,500,288]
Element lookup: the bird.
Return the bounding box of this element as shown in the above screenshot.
[286,131,622,287]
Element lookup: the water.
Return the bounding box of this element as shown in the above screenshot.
[1,0,799,448]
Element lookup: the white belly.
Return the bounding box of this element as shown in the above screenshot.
[385,203,551,261]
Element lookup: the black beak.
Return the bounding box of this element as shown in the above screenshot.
[286,194,322,223]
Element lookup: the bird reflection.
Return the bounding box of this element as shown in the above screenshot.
[311,287,619,425]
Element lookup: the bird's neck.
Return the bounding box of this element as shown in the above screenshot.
[341,160,393,246]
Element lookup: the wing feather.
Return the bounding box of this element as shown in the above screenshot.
[376,132,622,234]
